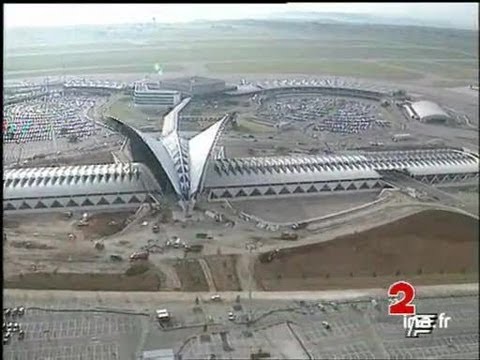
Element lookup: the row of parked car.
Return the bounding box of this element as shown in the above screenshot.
[3,306,26,344]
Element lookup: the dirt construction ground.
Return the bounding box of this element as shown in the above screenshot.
[4,208,478,292]
[255,209,478,290]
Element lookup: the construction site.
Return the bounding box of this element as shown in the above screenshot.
[3,75,479,295]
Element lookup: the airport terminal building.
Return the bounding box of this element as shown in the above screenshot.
[133,82,181,107]
[4,81,479,214]
[4,121,478,214]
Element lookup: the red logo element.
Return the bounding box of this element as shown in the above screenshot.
[388,281,416,316]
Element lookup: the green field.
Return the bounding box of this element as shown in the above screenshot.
[105,96,165,129]
[384,60,479,79]
[235,118,272,133]
[3,63,185,79]
[4,21,478,80]
[205,60,421,79]
[5,44,473,72]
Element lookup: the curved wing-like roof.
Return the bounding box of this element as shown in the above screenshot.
[188,115,230,196]
[162,97,191,136]
[140,132,185,197]
[107,112,229,206]
[106,116,183,198]
[410,101,450,121]
[4,163,160,200]
[162,132,191,200]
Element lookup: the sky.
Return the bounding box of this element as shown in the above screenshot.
[4,3,478,30]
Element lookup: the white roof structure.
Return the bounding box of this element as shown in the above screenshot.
[142,349,174,360]
[4,163,160,201]
[161,97,191,136]
[108,100,231,209]
[410,101,450,122]
[205,148,479,188]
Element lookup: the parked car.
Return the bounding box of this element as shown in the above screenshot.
[16,306,25,316]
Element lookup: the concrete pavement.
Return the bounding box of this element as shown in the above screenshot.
[4,283,478,310]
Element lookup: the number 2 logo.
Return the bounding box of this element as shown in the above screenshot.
[388,281,416,316]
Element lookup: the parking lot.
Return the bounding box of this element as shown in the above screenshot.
[3,308,144,360]
[257,95,389,135]
[177,295,479,359]
[3,294,478,359]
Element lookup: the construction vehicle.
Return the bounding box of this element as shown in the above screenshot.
[184,244,204,253]
[280,231,298,241]
[129,251,149,261]
[76,220,89,227]
[173,237,181,249]
[259,249,280,263]
[322,321,331,330]
[143,244,163,254]
[110,254,123,262]
[196,233,213,240]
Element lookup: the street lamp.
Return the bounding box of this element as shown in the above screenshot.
[246,242,257,325]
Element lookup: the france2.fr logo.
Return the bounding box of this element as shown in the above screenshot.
[388,280,416,316]
[387,280,451,338]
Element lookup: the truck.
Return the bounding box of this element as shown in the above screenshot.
[155,309,170,322]
[259,249,280,263]
[280,232,298,241]
[392,133,413,142]
[196,233,213,240]
[184,244,204,253]
[110,254,123,262]
[129,251,149,261]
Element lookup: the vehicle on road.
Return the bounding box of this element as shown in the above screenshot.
[129,251,149,261]
[156,309,170,322]
[211,294,222,302]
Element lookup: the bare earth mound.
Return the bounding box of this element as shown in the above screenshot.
[172,259,209,292]
[80,212,131,240]
[255,210,479,291]
[205,255,242,291]
[4,271,163,291]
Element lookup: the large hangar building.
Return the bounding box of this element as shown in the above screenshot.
[408,100,451,123]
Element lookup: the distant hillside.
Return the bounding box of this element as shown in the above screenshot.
[267,11,470,30]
